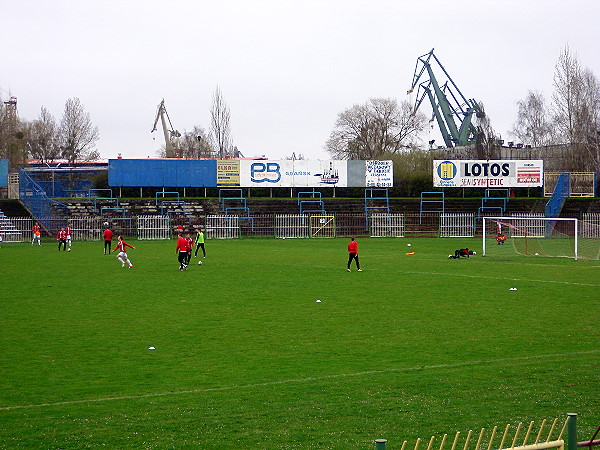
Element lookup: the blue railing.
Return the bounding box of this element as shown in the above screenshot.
[19,168,69,233]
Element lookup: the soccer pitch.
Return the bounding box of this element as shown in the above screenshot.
[0,237,598,448]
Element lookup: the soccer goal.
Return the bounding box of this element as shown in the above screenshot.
[482,216,581,260]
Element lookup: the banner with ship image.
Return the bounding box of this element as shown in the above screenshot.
[240,160,347,187]
[239,160,393,187]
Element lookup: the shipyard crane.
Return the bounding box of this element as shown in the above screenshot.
[151,99,181,158]
[408,49,484,148]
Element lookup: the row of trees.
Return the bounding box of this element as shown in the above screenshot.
[0,87,238,170]
[170,46,599,172]
[2,47,597,174]
[0,97,99,170]
[326,98,427,160]
[512,47,599,171]
[327,47,600,172]
[174,47,599,171]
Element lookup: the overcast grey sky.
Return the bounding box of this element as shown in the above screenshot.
[2,0,598,161]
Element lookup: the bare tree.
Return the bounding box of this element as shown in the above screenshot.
[26,106,61,163]
[326,98,426,160]
[58,97,99,164]
[578,69,600,171]
[178,126,214,159]
[210,86,234,158]
[552,46,600,170]
[511,91,553,147]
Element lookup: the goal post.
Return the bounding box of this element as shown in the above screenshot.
[482,216,579,260]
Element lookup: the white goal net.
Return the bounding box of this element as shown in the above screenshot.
[482,216,586,260]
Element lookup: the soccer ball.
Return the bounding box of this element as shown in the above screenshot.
[472,251,476,255]
[67,248,72,252]
[407,243,412,247]
[198,260,203,265]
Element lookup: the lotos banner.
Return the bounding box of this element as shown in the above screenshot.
[433,160,543,188]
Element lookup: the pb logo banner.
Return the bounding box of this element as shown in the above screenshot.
[240,160,348,187]
[250,162,282,183]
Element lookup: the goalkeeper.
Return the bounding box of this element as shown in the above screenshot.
[449,248,475,259]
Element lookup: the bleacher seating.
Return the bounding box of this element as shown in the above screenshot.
[297,191,326,215]
[0,209,24,240]
[15,196,558,222]
[478,188,509,216]
[219,189,252,217]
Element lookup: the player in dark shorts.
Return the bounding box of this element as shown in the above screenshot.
[449,248,475,259]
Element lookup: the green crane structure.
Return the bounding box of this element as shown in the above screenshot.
[409,49,484,148]
[151,99,181,158]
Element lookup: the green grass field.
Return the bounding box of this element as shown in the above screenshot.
[0,237,598,449]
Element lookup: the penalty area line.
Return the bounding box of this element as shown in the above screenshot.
[1,350,598,412]
[404,270,600,287]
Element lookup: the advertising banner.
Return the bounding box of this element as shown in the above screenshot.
[217,160,240,186]
[433,160,543,188]
[365,160,393,187]
[109,159,216,187]
[240,160,348,187]
[108,159,393,188]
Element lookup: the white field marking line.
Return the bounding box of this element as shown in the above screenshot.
[1,350,598,412]
[403,269,600,287]
[394,254,600,271]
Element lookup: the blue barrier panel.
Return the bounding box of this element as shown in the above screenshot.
[0,159,8,187]
[109,159,217,187]
[546,172,570,218]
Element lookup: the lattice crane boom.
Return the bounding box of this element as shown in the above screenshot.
[151,99,180,158]
[408,49,483,148]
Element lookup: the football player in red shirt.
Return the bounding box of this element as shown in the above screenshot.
[112,236,135,268]
[65,222,73,249]
[185,233,194,266]
[347,237,362,272]
[32,222,42,246]
[176,233,190,271]
[56,227,68,251]
[103,226,114,255]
